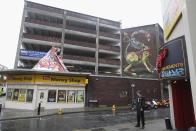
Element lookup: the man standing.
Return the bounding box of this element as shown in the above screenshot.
[135,90,145,129]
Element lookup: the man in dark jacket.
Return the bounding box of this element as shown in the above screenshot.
[135,90,145,129]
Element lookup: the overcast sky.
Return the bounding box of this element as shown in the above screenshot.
[0,0,163,69]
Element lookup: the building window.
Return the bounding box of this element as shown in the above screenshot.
[67,90,75,103]
[76,91,84,103]
[7,89,14,101]
[26,89,34,102]
[19,89,27,102]
[13,89,19,102]
[58,90,66,103]
[48,90,56,102]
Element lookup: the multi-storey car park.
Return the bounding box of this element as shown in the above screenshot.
[0,1,167,110]
[15,1,122,76]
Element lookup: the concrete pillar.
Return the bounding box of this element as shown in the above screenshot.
[14,1,27,69]
[119,24,123,77]
[168,81,176,129]
[160,82,164,98]
[60,11,67,57]
[95,18,99,75]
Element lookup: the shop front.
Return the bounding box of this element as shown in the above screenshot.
[158,36,195,129]
[2,70,88,110]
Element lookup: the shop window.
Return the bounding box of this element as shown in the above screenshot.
[67,90,75,103]
[19,89,27,102]
[26,89,34,102]
[7,89,14,101]
[58,90,66,103]
[76,91,84,103]
[40,92,44,99]
[48,90,56,102]
[13,89,19,102]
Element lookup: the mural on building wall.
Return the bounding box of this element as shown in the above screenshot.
[122,27,158,78]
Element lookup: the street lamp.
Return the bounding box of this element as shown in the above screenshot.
[131,84,135,103]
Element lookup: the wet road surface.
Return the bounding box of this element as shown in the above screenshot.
[0,108,169,131]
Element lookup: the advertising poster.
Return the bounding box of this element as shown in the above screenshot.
[163,0,182,39]
[58,90,66,103]
[19,89,27,102]
[68,91,75,103]
[20,49,46,58]
[77,91,84,103]
[13,89,19,102]
[48,90,56,102]
[122,26,159,78]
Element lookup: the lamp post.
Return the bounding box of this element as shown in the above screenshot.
[131,84,135,103]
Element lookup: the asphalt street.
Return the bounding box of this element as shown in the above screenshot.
[0,108,170,131]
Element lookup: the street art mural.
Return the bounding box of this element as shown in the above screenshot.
[122,26,160,78]
[33,47,68,72]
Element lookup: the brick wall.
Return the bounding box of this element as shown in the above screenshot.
[27,1,64,14]
[87,76,161,106]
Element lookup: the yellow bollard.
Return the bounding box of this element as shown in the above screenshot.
[112,104,116,111]
[58,107,62,115]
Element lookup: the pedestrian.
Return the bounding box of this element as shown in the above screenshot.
[134,90,145,129]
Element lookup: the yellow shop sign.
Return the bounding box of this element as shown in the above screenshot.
[7,75,34,83]
[35,75,87,85]
[0,80,5,83]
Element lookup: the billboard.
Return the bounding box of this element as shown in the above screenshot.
[162,0,182,39]
[20,49,47,58]
[122,25,159,78]
[159,36,189,80]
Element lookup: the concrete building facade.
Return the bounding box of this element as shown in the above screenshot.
[15,1,121,76]
[160,0,196,129]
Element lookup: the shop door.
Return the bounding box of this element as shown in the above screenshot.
[37,90,47,107]
[172,79,196,129]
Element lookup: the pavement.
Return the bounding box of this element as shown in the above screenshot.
[0,106,130,121]
[0,107,176,131]
[77,119,171,131]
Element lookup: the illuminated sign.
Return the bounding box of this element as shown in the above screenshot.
[160,36,189,79]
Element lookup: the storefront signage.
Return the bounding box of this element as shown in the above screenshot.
[0,80,5,83]
[35,75,87,85]
[6,75,87,85]
[7,75,34,83]
[163,0,182,39]
[160,36,189,80]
